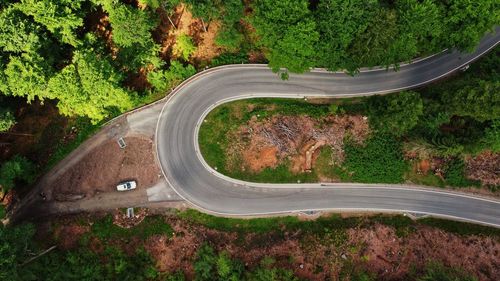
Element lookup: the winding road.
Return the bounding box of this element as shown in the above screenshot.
[156,29,500,227]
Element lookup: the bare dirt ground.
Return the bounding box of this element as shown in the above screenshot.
[52,212,500,281]
[466,151,500,187]
[230,114,370,173]
[52,136,160,200]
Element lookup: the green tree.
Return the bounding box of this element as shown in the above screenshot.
[0,107,15,132]
[214,0,244,51]
[173,34,196,61]
[349,8,401,68]
[442,79,500,122]
[47,47,133,123]
[0,6,43,54]
[439,0,499,52]
[147,61,196,93]
[117,39,163,71]
[314,0,376,72]
[15,0,85,46]
[482,119,500,152]
[368,91,424,136]
[396,0,443,55]
[251,0,319,73]
[216,251,242,280]
[101,0,158,48]
[4,53,51,102]
[184,0,221,23]
[0,155,35,195]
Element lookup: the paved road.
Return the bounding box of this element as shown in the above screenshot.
[156,29,500,227]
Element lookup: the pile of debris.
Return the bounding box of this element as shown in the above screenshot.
[234,114,370,173]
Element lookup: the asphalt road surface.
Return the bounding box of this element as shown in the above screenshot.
[156,29,500,227]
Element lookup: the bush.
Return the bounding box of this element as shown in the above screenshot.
[147,61,196,93]
[0,108,15,132]
[0,155,35,194]
[174,34,196,61]
[367,91,423,136]
[342,134,408,183]
[443,158,478,187]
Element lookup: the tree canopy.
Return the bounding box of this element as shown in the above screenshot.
[251,0,319,73]
[47,47,134,122]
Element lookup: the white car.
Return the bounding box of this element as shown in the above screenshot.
[116,180,137,191]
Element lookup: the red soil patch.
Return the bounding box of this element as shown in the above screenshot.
[466,151,500,186]
[242,146,278,172]
[52,136,160,200]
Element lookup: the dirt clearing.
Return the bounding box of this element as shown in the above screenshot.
[52,136,160,200]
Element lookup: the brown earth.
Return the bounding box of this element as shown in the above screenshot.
[52,136,160,200]
[51,212,500,281]
[230,114,370,173]
[466,151,500,187]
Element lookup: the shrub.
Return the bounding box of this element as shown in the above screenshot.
[174,34,196,61]
[367,91,423,136]
[342,134,408,183]
[0,155,35,194]
[443,158,478,187]
[0,108,15,132]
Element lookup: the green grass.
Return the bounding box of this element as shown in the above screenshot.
[315,146,344,179]
[419,218,500,237]
[404,163,445,188]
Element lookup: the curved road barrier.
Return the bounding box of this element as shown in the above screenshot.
[156,29,500,227]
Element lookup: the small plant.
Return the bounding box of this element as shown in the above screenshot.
[174,34,197,61]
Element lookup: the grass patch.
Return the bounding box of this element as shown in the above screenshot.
[404,164,445,188]
[89,215,173,241]
[230,162,320,183]
[370,215,416,237]
[315,146,343,179]
[419,218,500,237]
[178,209,302,234]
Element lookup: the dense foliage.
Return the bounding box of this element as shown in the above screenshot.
[251,0,499,74]
[343,134,408,183]
[0,155,34,195]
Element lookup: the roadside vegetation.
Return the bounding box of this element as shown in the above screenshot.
[1,210,497,280]
[199,47,499,191]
